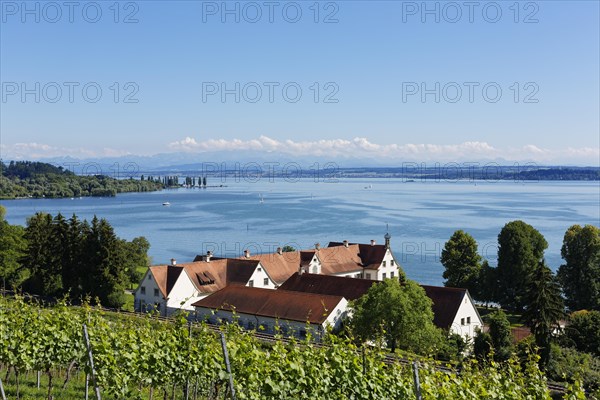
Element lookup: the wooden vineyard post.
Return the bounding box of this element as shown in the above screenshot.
[0,374,6,400]
[220,332,237,400]
[82,324,102,400]
[412,362,422,400]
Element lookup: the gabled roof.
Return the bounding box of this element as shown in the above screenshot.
[148,266,168,298]
[327,242,388,270]
[279,272,376,301]
[242,252,305,284]
[420,285,468,330]
[317,244,364,275]
[192,286,344,324]
[279,273,476,332]
[166,266,184,295]
[300,251,316,266]
[149,258,262,297]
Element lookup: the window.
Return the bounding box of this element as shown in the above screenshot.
[148,274,152,280]
[263,278,269,286]
[382,273,386,279]
[248,280,254,287]
[141,286,146,295]
[366,273,372,280]
[383,261,387,267]
[461,318,465,326]
[391,260,395,266]
[356,273,361,278]
[257,267,262,272]
[154,288,159,297]
[467,317,471,324]
[391,271,395,278]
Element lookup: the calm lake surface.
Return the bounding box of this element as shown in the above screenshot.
[2,179,599,286]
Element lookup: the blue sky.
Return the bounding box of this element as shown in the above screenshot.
[1,1,599,165]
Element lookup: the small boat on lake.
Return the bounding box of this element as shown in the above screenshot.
[162,202,171,206]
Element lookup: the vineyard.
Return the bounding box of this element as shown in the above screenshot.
[0,296,587,400]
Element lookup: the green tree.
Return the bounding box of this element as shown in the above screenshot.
[0,205,27,289]
[21,212,63,296]
[564,310,600,357]
[473,329,493,362]
[282,245,296,252]
[497,220,548,311]
[477,260,498,306]
[441,230,482,295]
[350,278,443,354]
[487,310,513,362]
[557,224,600,311]
[522,261,564,368]
[121,236,150,286]
[84,216,129,307]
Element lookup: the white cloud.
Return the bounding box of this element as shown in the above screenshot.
[168,135,599,164]
[1,142,131,160]
[2,137,597,165]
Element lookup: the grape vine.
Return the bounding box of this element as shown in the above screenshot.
[0,296,587,399]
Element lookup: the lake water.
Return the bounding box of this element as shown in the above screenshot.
[2,179,599,286]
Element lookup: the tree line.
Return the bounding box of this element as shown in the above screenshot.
[441,221,600,390]
[0,205,149,308]
[1,161,165,199]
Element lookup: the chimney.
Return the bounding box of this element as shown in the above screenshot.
[205,251,212,262]
[343,240,349,248]
[370,239,376,246]
[298,265,305,275]
[276,247,282,255]
[170,258,177,266]
[244,249,250,258]
[315,243,320,250]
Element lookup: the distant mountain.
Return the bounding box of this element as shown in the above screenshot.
[5,152,598,179]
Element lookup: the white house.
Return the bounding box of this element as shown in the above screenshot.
[134,255,275,316]
[421,285,483,340]
[280,273,484,341]
[323,234,400,280]
[192,285,348,340]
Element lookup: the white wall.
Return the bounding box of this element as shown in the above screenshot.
[449,293,483,340]
[332,270,364,278]
[134,270,166,315]
[375,249,400,280]
[309,254,321,274]
[164,271,201,315]
[246,263,276,289]
[195,297,348,340]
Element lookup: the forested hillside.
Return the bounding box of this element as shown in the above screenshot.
[0,161,164,199]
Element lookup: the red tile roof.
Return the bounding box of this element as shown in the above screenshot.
[149,266,168,298]
[242,252,306,284]
[280,274,474,332]
[192,285,345,324]
[318,244,364,275]
[324,242,390,271]
[420,285,467,330]
[151,258,261,297]
[279,272,376,301]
